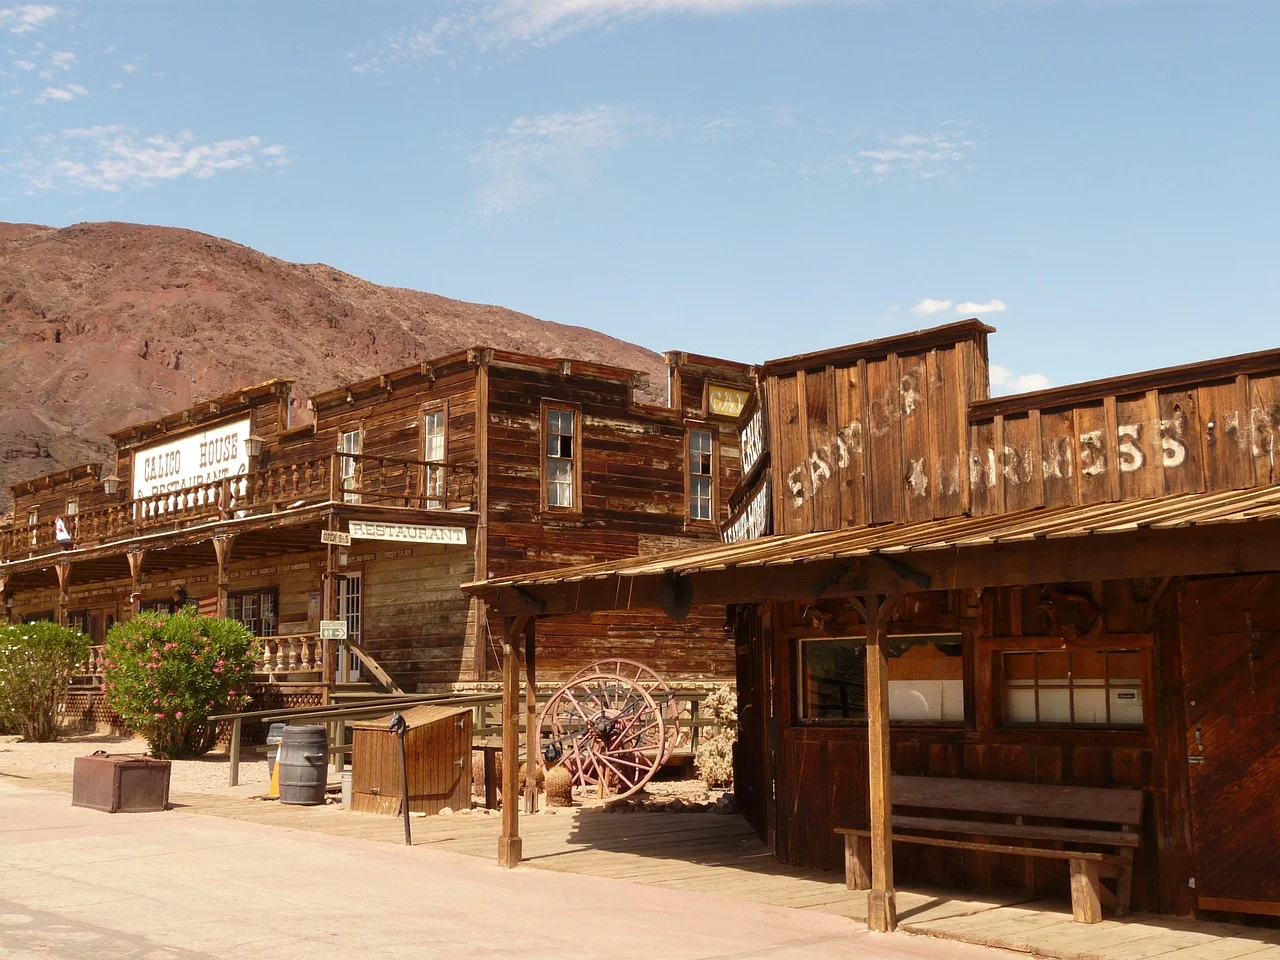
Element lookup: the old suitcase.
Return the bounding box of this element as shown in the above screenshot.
[72,751,171,813]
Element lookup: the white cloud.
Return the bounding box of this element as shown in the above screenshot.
[35,80,84,102]
[955,299,1007,314]
[911,298,952,316]
[17,126,291,192]
[990,364,1051,395]
[470,105,632,215]
[0,4,57,34]
[844,127,976,181]
[121,62,137,74]
[351,0,840,68]
[49,48,72,69]
[14,58,33,69]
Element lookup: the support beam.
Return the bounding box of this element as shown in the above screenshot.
[322,515,341,706]
[865,593,898,933]
[55,561,71,627]
[498,613,529,868]
[523,617,538,814]
[126,550,145,618]
[212,535,234,619]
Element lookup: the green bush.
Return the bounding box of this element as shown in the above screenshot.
[0,621,91,742]
[104,609,257,759]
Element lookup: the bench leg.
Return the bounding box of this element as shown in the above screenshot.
[845,835,872,891]
[1070,859,1103,923]
[1115,854,1134,919]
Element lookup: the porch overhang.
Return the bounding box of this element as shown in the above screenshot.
[463,485,1280,618]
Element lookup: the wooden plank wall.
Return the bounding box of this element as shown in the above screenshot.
[744,581,1196,915]
[967,372,1280,516]
[766,341,985,535]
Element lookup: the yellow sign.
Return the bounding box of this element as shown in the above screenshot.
[708,385,750,418]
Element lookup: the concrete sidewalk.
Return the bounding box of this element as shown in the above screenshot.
[0,780,1005,960]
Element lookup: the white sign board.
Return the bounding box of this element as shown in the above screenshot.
[132,416,252,499]
[740,406,765,477]
[722,479,771,544]
[320,530,352,546]
[319,619,348,641]
[348,521,467,546]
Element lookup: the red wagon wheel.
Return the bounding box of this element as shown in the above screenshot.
[566,658,688,762]
[536,673,667,801]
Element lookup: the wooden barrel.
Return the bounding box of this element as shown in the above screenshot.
[278,725,328,806]
[265,722,286,777]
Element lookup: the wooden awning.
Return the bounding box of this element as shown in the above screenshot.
[464,484,1280,617]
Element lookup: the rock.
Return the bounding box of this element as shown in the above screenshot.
[439,806,454,817]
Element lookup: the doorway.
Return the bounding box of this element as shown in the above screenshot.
[338,572,363,681]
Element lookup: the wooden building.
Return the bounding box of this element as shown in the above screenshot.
[466,320,1280,928]
[0,346,753,711]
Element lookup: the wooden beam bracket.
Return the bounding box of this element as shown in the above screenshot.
[874,555,931,590]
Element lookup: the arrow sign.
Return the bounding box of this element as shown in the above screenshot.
[321,530,352,546]
[319,619,348,641]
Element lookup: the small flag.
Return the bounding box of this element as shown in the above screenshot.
[197,595,218,617]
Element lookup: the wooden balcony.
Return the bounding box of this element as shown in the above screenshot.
[2,453,477,565]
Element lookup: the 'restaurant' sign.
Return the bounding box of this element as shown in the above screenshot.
[722,478,771,544]
[132,417,251,499]
[347,521,467,545]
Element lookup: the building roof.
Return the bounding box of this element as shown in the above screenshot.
[761,319,994,378]
[464,484,1280,604]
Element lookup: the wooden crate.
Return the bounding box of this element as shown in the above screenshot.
[350,705,471,816]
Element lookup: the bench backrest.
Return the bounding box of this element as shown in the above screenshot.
[893,775,1143,827]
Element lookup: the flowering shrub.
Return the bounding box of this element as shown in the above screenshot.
[104,609,257,759]
[0,621,91,741]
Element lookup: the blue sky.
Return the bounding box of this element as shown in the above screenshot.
[1,1,1277,393]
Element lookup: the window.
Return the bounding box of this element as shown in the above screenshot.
[65,498,78,516]
[424,407,446,508]
[139,599,175,615]
[542,404,579,511]
[799,634,965,724]
[23,611,54,624]
[228,588,279,637]
[1000,647,1145,728]
[688,428,715,521]
[28,509,38,547]
[67,610,89,634]
[340,429,362,504]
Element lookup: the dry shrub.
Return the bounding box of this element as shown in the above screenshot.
[695,684,737,789]
[545,764,574,807]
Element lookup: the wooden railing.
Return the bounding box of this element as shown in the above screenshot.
[1,453,477,563]
[69,645,107,688]
[256,634,325,681]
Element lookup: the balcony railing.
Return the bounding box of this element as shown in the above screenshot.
[2,453,476,563]
[70,635,324,689]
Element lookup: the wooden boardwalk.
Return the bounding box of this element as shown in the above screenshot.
[8,768,1280,960]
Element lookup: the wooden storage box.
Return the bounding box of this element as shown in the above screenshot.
[350,705,471,816]
[72,752,171,813]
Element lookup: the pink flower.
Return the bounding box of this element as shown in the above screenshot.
[227,690,236,697]
[175,711,183,719]
[212,667,222,674]
[154,712,165,719]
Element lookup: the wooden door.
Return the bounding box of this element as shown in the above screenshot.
[1179,576,1280,915]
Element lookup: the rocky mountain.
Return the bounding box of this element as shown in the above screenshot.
[0,221,666,510]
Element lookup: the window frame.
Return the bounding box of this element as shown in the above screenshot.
[65,498,79,517]
[422,400,449,508]
[795,631,969,729]
[977,634,1154,733]
[684,424,718,525]
[339,423,364,504]
[227,586,280,637]
[27,508,38,547]
[539,401,583,515]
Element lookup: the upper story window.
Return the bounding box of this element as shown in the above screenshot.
[1000,647,1146,728]
[424,407,446,507]
[228,587,279,637]
[542,404,579,511]
[27,509,38,546]
[340,428,362,504]
[799,634,965,725]
[688,428,715,522]
[65,498,78,516]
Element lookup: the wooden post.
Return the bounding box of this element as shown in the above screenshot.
[126,549,145,618]
[865,593,898,933]
[498,614,528,867]
[322,513,340,704]
[55,560,71,627]
[212,535,234,618]
[228,716,242,787]
[472,357,491,681]
[523,617,538,814]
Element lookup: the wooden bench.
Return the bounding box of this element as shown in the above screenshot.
[836,775,1143,923]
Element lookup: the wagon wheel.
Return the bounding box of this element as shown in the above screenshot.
[567,658,689,762]
[537,673,667,801]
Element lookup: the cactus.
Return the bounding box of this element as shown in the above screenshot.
[545,764,574,807]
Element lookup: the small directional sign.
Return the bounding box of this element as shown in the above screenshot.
[319,619,348,641]
[320,530,352,546]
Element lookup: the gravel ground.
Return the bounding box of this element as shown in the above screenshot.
[0,733,269,793]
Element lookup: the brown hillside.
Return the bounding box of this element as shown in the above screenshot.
[0,221,666,509]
